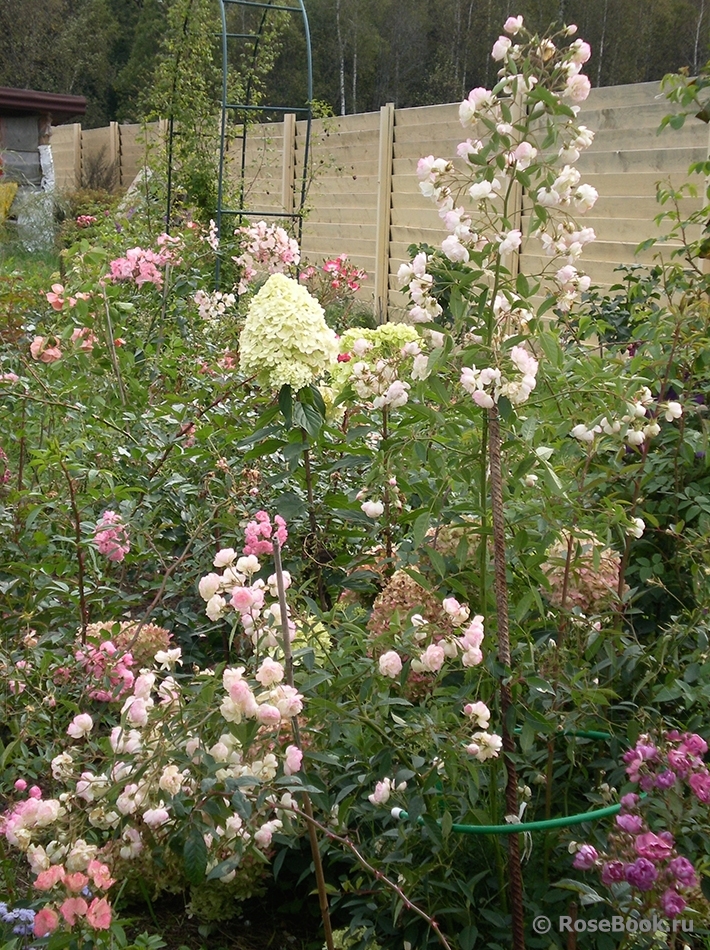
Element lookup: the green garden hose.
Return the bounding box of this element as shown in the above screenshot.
[394,728,628,835]
[393,800,622,835]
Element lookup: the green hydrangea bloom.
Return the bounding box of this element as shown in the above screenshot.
[239,273,339,391]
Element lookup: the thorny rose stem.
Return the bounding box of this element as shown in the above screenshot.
[488,406,526,950]
[273,537,335,950]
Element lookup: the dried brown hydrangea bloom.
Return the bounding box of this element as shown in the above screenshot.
[541,531,627,615]
[84,621,172,669]
[367,570,456,638]
[424,518,481,560]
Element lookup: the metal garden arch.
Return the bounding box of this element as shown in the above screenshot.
[214,0,313,285]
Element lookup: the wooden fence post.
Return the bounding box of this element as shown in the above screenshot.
[72,123,82,190]
[282,113,296,216]
[374,102,395,323]
[109,121,121,189]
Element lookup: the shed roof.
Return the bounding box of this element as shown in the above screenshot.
[0,87,86,121]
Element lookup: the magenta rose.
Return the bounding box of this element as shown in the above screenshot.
[616,813,643,834]
[668,856,698,888]
[661,888,686,918]
[601,861,626,885]
[689,770,710,803]
[680,733,708,757]
[625,857,658,891]
[635,832,674,862]
[572,844,598,870]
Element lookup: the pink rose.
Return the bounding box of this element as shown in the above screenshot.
[419,643,445,672]
[284,744,303,775]
[30,336,63,363]
[93,510,130,562]
[461,646,483,666]
[231,587,257,612]
[255,657,285,687]
[71,327,97,352]
[616,813,643,834]
[254,819,281,849]
[86,896,112,930]
[368,778,392,805]
[463,701,490,728]
[142,806,170,827]
[565,74,591,103]
[256,703,282,726]
[572,844,598,869]
[667,748,692,776]
[60,896,88,925]
[34,865,66,890]
[512,141,537,168]
[272,685,304,718]
[461,617,484,649]
[88,859,115,890]
[33,908,60,937]
[680,733,708,756]
[65,872,89,893]
[635,831,674,862]
[503,15,523,34]
[689,770,710,803]
[570,39,592,64]
[229,679,259,717]
[46,283,68,310]
[661,888,686,918]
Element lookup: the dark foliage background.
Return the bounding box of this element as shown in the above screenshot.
[0,0,708,127]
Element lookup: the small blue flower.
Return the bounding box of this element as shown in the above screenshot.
[0,905,35,936]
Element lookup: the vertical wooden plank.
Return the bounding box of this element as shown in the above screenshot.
[38,112,52,146]
[73,123,82,191]
[118,124,125,189]
[158,118,169,149]
[374,102,395,322]
[109,121,120,188]
[282,113,296,216]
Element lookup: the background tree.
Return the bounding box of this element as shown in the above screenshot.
[114,0,169,123]
[0,0,708,126]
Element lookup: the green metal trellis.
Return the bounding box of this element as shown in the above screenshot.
[214,0,313,286]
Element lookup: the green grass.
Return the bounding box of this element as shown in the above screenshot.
[0,235,61,276]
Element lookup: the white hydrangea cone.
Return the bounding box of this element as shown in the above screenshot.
[238,273,339,391]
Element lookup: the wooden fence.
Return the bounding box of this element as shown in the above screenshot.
[51,82,710,320]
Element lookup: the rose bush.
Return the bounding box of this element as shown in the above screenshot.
[2,14,710,950]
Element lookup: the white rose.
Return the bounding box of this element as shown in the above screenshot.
[378,651,403,678]
[213,548,236,568]
[67,713,93,739]
[198,572,222,600]
[361,500,384,519]
[236,555,260,575]
[206,594,227,621]
[627,517,645,539]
